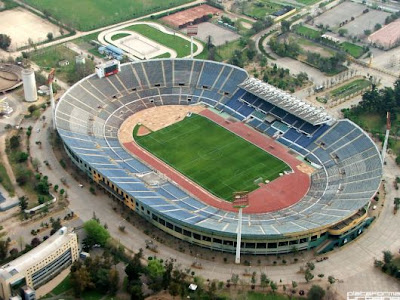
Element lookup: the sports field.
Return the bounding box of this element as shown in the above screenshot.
[135,114,290,201]
[22,0,192,31]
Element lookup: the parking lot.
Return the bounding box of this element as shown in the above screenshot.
[314,2,365,28]
[184,22,240,46]
[343,9,390,36]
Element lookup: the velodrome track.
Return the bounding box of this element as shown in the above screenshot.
[55,59,382,254]
[99,21,203,60]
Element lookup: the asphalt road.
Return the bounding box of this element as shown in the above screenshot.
[23,106,400,299]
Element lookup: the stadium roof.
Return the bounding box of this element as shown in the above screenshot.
[239,78,335,126]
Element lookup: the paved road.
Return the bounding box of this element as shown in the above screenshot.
[24,106,400,299]
[0,0,205,60]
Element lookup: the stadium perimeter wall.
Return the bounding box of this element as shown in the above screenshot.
[56,59,380,255]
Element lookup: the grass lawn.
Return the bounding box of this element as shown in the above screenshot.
[22,0,193,31]
[295,25,321,39]
[348,112,386,134]
[30,45,96,82]
[330,79,371,98]
[51,274,72,295]
[216,40,243,61]
[295,0,320,4]
[0,162,15,196]
[340,41,365,58]
[135,114,290,200]
[244,0,284,19]
[125,24,197,58]
[110,33,131,41]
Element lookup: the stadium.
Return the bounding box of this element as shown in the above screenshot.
[55,59,382,255]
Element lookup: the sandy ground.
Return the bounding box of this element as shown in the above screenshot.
[107,30,176,59]
[118,105,205,143]
[0,8,64,50]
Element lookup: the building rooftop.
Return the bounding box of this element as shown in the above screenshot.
[0,227,74,281]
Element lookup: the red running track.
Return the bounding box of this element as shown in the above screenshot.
[123,109,310,214]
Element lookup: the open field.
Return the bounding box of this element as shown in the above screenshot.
[135,114,290,200]
[244,0,284,19]
[295,25,321,39]
[297,35,335,57]
[0,8,64,50]
[314,2,365,29]
[0,162,15,196]
[22,0,192,31]
[124,24,197,58]
[330,79,371,98]
[340,42,365,58]
[343,9,389,36]
[30,45,95,82]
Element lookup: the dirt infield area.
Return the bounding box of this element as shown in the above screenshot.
[0,8,64,50]
[0,71,18,91]
[118,104,206,143]
[162,4,221,28]
[121,107,311,213]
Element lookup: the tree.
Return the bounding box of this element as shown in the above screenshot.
[231,273,239,287]
[30,237,40,247]
[318,273,325,279]
[260,273,269,289]
[147,259,165,281]
[328,275,336,284]
[292,281,298,289]
[83,219,110,247]
[374,23,382,31]
[0,239,10,261]
[281,20,291,33]
[16,152,29,163]
[125,248,144,282]
[19,196,28,212]
[307,285,325,300]
[270,281,278,293]
[338,28,348,37]
[47,32,54,41]
[383,250,393,264]
[9,135,20,149]
[0,34,11,50]
[305,269,314,282]
[70,264,93,297]
[306,261,315,270]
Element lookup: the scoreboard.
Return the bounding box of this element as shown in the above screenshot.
[95,60,121,78]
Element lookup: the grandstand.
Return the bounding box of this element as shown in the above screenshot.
[56,59,382,255]
[0,63,23,93]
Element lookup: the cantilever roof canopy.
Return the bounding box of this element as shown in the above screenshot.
[239,78,335,126]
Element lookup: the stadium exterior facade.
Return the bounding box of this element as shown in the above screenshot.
[55,59,382,255]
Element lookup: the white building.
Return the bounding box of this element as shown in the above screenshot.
[0,227,78,300]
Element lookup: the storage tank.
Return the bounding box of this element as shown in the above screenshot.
[21,68,37,102]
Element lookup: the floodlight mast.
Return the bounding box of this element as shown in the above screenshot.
[187,25,198,59]
[233,192,249,264]
[47,68,56,130]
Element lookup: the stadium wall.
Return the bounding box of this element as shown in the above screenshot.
[57,59,381,255]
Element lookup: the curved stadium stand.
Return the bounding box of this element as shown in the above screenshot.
[56,59,382,254]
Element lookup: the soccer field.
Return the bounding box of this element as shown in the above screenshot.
[22,0,192,31]
[135,114,290,201]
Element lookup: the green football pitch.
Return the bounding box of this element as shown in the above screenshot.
[22,0,192,31]
[134,114,290,201]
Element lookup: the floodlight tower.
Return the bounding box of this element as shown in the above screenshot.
[381,112,391,164]
[232,191,249,264]
[47,68,56,130]
[187,25,198,59]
